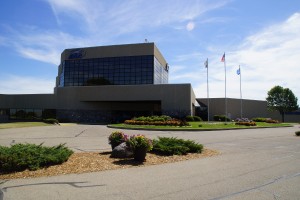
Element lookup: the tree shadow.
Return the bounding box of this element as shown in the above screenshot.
[112,159,145,166]
[99,151,111,155]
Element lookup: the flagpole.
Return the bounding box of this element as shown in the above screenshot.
[224,53,227,123]
[239,65,243,118]
[206,58,209,122]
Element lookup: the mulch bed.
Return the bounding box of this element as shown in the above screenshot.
[0,149,219,180]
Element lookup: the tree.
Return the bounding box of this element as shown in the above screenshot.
[266,85,299,122]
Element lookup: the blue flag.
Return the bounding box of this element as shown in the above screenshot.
[237,68,240,75]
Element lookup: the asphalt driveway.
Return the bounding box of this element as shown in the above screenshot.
[0,124,300,200]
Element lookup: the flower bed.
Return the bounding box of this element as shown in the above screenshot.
[124,119,188,126]
[252,117,279,123]
[235,118,257,126]
[108,131,204,162]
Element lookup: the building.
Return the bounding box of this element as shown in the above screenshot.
[0,42,299,123]
[0,43,196,123]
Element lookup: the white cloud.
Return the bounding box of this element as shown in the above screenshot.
[0,75,55,94]
[0,0,229,67]
[46,0,101,30]
[46,0,228,34]
[186,21,195,31]
[171,13,300,103]
[4,29,95,65]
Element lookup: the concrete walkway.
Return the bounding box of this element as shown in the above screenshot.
[0,124,300,199]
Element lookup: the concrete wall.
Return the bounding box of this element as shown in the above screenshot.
[61,43,167,66]
[0,94,56,109]
[198,98,282,121]
[198,98,300,122]
[56,84,194,116]
[61,43,158,60]
[0,84,195,122]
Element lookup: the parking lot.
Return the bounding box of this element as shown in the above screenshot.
[1,124,300,200]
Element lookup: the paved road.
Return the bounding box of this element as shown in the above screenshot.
[0,125,300,199]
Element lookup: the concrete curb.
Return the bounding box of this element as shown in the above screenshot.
[107,125,294,132]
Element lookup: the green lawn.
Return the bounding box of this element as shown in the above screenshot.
[109,121,292,130]
[0,122,52,129]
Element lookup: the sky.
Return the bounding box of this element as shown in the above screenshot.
[0,0,299,103]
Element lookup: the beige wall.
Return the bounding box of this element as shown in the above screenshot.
[61,43,166,65]
[56,84,194,114]
[198,98,300,122]
[0,84,195,121]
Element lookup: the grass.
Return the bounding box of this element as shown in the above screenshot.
[0,122,52,129]
[109,121,292,130]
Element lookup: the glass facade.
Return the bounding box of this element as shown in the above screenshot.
[154,57,168,84]
[9,109,56,120]
[59,55,168,87]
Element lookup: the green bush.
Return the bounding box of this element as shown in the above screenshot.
[43,118,59,124]
[185,116,194,121]
[185,116,202,122]
[0,143,73,172]
[133,115,172,122]
[193,116,203,121]
[151,137,203,155]
[295,131,300,136]
[213,115,230,122]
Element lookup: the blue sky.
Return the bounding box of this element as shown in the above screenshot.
[0,0,299,102]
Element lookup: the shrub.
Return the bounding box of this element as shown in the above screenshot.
[193,116,203,121]
[295,131,300,136]
[185,116,194,121]
[0,143,73,172]
[213,115,230,122]
[151,137,203,155]
[133,115,172,122]
[43,118,59,124]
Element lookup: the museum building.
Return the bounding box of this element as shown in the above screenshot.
[0,42,298,123]
[0,43,197,123]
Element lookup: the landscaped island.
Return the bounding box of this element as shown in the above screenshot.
[108,115,292,130]
[0,132,216,179]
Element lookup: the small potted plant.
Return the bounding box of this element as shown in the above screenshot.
[108,131,127,150]
[126,134,153,162]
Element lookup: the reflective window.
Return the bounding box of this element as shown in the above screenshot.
[154,57,168,84]
[58,55,168,87]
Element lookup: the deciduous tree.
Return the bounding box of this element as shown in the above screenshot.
[266,86,298,122]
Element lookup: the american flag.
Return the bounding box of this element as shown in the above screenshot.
[221,53,225,62]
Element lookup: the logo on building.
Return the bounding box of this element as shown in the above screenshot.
[68,49,86,59]
[165,63,169,72]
